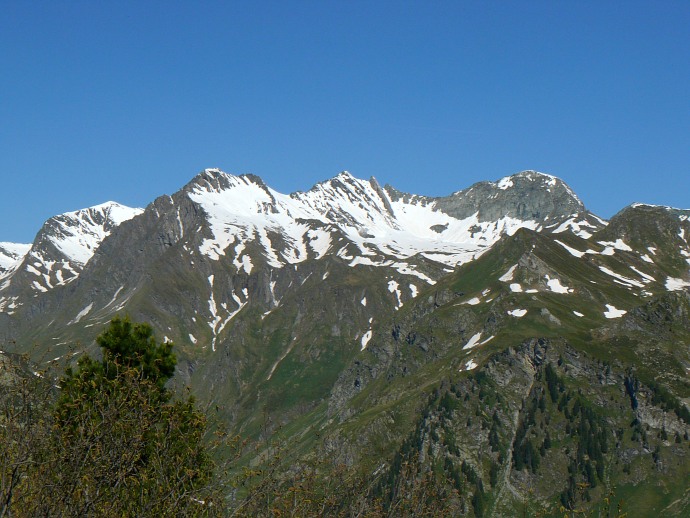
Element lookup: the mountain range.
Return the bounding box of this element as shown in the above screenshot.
[1,169,689,515]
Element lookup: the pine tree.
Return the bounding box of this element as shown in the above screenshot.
[5,317,220,517]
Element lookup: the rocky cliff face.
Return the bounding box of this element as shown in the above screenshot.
[431,170,585,222]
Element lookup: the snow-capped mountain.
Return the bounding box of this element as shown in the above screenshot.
[0,201,142,294]
[2,168,690,514]
[3,169,688,348]
[181,168,594,284]
[0,242,30,275]
[3,167,689,371]
[0,168,598,346]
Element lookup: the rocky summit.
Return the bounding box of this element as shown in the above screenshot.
[1,169,689,515]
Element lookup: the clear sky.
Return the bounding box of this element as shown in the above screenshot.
[1,1,689,243]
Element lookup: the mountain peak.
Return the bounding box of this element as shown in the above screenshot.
[514,169,558,180]
[629,202,690,216]
[0,201,143,295]
[186,169,270,196]
[493,170,570,191]
[0,242,31,274]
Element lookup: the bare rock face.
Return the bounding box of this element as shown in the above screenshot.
[386,170,585,224]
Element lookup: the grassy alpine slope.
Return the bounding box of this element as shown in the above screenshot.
[265,213,690,516]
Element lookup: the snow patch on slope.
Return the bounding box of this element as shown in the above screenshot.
[388,280,402,309]
[462,332,494,350]
[666,277,690,291]
[604,304,627,319]
[499,265,517,282]
[361,318,374,350]
[70,303,93,324]
[462,359,478,371]
[545,275,573,294]
[555,240,585,258]
[599,266,645,289]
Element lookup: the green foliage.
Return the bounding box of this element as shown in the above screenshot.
[96,315,176,388]
[0,319,220,517]
[545,362,564,403]
[647,379,690,424]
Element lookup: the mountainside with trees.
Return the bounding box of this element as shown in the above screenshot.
[1,170,689,515]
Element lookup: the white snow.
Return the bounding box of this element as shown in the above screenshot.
[462,333,494,350]
[555,240,585,258]
[598,266,645,288]
[573,311,584,317]
[70,303,93,324]
[508,308,527,318]
[266,337,298,380]
[463,332,483,350]
[361,296,367,307]
[604,304,627,319]
[388,280,402,309]
[509,283,523,293]
[232,243,253,274]
[545,275,573,294]
[361,329,373,350]
[189,334,197,344]
[2,204,140,295]
[479,335,494,345]
[0,242,30,271]
[307,229,332,258]
[207,277,248,351]
[641,254,654,263]
[359,317,374,350]
[598,239,633,252]
[463,359,478,371]
[496,177,514,190]
[409,284,418,298]
[32,281,48,293]
[665,277,690,291]
[47,202,142,265]
[0,296,20,313]
[552,218,594,239]
[629,266,656,283]
[499,265,517,282]
[464,297,481,305]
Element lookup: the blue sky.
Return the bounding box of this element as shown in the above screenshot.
[1,1,689,243]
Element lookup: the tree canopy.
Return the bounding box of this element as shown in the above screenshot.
[1,317,218,517]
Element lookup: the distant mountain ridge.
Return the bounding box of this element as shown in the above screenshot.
[0,169,592,291]
[0,202,142,295]
[1,168,687,346]
[1,168,689,515]
[1,168,686,343]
